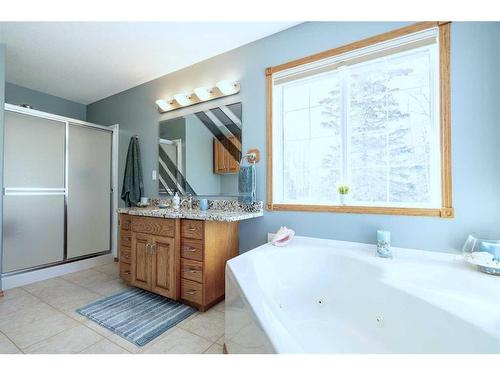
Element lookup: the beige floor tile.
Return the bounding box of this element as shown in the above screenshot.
[0,288,41,318]
[24,324,103,354]
[141,328,212,354]
[61,309,114,338]
[179,308,225,342]
[79,338,130,354]
[0,332,21,354]
[31,279,101,311]
[93,263,119,277]
[22,277,69,294]
[217,334,224,345]
[107,333,142,353]
[203,343,224,354]
[89,278,129,297]
[0,302,79,349]
[61,269,109,285]
[213,300,225,313]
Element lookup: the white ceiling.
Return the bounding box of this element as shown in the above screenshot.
[0,22,299,104]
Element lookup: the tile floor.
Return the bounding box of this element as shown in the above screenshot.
[0,261,225,354]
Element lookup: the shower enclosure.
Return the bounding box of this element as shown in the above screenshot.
[1,104,118,277]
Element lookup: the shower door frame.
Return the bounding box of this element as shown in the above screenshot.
[1,103,119,277]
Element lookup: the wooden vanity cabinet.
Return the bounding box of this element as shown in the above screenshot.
[118,213,239,311]
[129,217,179,300]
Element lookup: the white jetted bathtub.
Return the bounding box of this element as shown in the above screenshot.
[225,236,500,353]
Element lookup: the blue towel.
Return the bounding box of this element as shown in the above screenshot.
[238,164,256,204]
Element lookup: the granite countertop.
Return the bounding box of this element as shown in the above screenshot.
[118,206,263,222]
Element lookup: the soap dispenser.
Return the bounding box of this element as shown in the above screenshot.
[172,191,180,210]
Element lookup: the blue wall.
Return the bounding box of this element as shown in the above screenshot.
[87,22,500,254]
[5,82,86,121]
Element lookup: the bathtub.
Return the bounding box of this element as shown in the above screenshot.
[224,236,500,353]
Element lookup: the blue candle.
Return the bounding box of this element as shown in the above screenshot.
[377,230,391,243]
[480,241,500,262]
[376,230,392,258]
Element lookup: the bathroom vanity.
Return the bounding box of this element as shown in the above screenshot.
[118,204,262,311]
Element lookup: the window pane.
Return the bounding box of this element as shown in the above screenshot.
[281,72,342,204]
[348,48,436,206]
[351,167,387,202]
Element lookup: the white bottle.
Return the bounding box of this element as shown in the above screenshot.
[172,191,180,210]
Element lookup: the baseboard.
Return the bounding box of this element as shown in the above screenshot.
[1,254,114,290]
[114,257,119,262]
[223,343,228,354]
[0,290,4,298]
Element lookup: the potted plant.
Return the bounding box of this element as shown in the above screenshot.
[338,185,350,205]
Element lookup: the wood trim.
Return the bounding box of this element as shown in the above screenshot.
[438,22,454,218]
[266,72,274,210]
[266,22,441,75]
[271,204,444,217]
[266,22,454,218]
[0,291,4,298]
[223,343,228,354]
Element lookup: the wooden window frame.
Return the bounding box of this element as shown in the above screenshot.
[266,21,453,218]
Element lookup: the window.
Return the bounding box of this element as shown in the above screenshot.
[267,22,453,217]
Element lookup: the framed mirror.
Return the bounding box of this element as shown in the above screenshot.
[158,102,242,196]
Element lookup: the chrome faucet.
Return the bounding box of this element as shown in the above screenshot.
[180,193,193,210]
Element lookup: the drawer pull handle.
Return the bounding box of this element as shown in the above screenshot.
[185,247,196,252]
[185,290,197,295]
[188,227,196,231]
[188,269,197,273]
[124,271,131,275]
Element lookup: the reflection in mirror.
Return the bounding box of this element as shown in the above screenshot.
[158,102,242,196]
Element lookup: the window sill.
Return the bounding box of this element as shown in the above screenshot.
[267,203,455,218]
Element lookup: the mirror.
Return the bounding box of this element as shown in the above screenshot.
[158,102,242,196]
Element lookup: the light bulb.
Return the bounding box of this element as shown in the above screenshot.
[194,86,213,101]
[156,99,175,112]
[173,93,192,106]
[216,80,239,95]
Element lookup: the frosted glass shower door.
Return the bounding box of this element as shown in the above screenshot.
[67,124,112,259]
[2,111,66,273]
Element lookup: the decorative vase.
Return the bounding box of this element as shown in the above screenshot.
[339,194,349,206]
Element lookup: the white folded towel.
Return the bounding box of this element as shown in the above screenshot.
[271,226,295,247]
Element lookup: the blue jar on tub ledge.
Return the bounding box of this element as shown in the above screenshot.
[376,230,392,258]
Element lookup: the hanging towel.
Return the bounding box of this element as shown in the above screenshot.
[121,136,144,207]
[238,164,256,204]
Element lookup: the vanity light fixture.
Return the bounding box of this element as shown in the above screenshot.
[156,80,241,113]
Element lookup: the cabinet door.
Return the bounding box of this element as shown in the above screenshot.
[151,236,177,299]
[226,136,241,173]
[131,233,152,290]
[213,138,226,174]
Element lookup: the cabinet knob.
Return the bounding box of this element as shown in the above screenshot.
[188,269,197,273]
[124,271,131,275]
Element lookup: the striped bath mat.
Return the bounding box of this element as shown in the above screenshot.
[77,288,197,346]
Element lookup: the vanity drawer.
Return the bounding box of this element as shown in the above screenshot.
[181,239,203,261]
[120,214,131,231]
[120,262,132,282]
[181,259,203,283]
[120,232,132,247]
[181,220,204,240]
[181,279,203,305]
[131,216,175,237]
[120,247,132,264]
